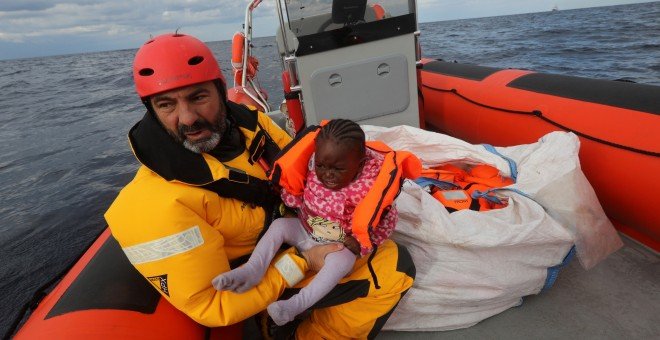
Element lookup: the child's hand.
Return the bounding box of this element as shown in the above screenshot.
[343,235,361,255]
[279,203,297,218]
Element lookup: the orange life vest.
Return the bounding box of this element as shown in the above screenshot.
[269,123,422,252]
[419,163,514,213]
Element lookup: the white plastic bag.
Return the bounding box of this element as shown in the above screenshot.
[361,125,622,331]
[503,132,623,269]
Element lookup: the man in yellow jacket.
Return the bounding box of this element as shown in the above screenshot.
[105,32,415,339]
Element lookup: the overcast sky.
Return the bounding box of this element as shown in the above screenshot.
[0,0,655,60]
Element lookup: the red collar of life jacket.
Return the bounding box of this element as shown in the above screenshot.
[270,123,422,252]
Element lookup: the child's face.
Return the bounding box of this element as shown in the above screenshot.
[314,139,364,190]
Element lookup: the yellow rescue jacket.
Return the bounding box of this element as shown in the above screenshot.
[269,123,422,252]
[105,102,307,327]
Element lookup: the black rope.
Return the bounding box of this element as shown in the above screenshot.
[3,227,107,340]
[423,84,660,158]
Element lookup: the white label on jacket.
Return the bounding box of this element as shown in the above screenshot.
[274,253,305,287]
[442,190,469,200]
[123,226,204,265]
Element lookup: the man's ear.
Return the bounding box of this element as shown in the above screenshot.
[143,98,156,115]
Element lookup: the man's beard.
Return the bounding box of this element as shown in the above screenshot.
[183,130,221,154]
[170,117,227,154]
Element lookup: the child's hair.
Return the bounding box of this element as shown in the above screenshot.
[317,119,365,155]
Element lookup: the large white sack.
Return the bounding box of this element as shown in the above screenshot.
[386,184,574,331]
[363,125,622,269]
[360,125,622,331]
[499,132,623,269]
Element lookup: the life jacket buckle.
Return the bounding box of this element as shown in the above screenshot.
[249,134,267,164]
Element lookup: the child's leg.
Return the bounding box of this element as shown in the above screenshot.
[212,217,307,293]
[267,247,356,326]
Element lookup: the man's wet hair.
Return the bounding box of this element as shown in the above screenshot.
[317,119,365,155]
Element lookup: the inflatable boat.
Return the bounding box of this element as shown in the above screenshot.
[12,229,243,339]
[10,0,658,338]
[418,59,659,251]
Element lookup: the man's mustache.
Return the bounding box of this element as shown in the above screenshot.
[178,119,217,137]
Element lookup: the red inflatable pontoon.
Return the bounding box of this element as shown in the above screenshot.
[14,229,243,340]
[419,58,660,251]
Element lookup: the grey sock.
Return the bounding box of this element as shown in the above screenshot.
[212,262,265,293]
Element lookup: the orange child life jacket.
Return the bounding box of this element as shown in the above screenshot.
[419,163,514,213]
[269,123,422,252]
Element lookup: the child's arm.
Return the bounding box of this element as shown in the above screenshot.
[358,206,398,256]
[280,187,304,209]
[377,206,398,241]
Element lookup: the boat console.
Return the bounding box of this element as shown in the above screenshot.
[274,0,421,128]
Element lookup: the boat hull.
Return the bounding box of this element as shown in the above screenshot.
[419,59,660,251]
[14,229,243,339]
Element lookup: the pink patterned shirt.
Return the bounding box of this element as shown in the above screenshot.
[281,148,398,256]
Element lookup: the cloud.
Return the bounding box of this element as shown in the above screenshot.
[0,1,55,12]
[0,0,250,43]
[0,0,656,60]
[0,1,109,12]
[0,32,24,43]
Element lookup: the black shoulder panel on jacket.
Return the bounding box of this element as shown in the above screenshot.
[227,101,258,130]
[129,112,214,184]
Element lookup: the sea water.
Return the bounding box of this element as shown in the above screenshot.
[1,2,658,334]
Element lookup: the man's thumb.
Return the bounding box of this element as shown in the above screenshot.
[330,242,345,251]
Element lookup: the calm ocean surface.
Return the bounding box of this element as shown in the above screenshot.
[1,2,658,334]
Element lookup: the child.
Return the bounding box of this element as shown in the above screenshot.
[212,119,419,326]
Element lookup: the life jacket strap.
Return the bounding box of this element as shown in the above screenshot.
[248,122,282,175]
[471,189,505,205]
[414,177,462,190]
[482,144,519,181]
[367,245,381,290]
[201,173,276,209]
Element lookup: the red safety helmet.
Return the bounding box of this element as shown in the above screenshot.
[133,33,226,99]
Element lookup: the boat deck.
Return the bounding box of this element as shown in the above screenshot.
[244,234,658,339]
[379,234,659,339]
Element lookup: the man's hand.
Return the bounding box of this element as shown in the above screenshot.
[342,235,361,255]
[300,243,345,272]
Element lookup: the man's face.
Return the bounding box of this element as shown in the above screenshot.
[150,81,226,153]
